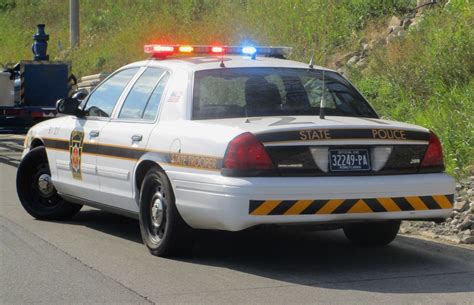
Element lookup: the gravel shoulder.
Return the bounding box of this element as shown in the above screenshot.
[401,175,474,245]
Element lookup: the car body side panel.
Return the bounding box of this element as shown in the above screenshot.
[23,116,107,202]
[156,67,190,122]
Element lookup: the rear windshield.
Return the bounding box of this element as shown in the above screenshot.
[192,68,377,120]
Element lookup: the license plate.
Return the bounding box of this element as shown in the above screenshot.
[329,149,371,172]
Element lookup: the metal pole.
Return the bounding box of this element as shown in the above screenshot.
[70,0,79,48]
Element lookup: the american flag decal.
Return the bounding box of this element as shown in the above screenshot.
[168,91,182,103]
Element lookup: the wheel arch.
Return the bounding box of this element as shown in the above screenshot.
[134,152,170,197]
[135,160,162,193]
[30,138,45,148]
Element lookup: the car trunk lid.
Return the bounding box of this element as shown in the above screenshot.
[205,116,430,176]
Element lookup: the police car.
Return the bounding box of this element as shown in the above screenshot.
[17,45,455,257]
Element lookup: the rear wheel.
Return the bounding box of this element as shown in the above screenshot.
[16,146,82,220]
[139,167,193,257]
[343,220,400,246]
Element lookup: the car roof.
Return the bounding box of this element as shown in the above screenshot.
[122,55,335,73]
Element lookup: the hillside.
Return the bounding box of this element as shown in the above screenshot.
[0,0,472,176]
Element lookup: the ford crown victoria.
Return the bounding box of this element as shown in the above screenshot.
[17,45,455,256]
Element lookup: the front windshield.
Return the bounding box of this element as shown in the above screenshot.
[192,67,377,120]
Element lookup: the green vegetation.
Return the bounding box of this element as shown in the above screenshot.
[352,1,474,176]
[0,0,416,73]
[0,0,472,176]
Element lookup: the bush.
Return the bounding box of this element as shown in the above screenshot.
[0,0,16,11]
[349,0,415,26]
[352,1,474,176]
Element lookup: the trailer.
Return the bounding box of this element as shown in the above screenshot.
[0,24,76,134]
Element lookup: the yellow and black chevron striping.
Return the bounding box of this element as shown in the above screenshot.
[249,195,454,216]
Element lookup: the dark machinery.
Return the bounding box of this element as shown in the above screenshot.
[0,24,77,133]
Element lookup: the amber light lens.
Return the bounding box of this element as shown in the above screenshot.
[179,46,194,53]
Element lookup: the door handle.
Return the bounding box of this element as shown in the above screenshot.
[131,134,143,142]
[89,130,100,138]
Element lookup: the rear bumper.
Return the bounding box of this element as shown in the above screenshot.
[168,172,455,231]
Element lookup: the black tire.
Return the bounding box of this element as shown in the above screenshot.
[139,167,193,257]
[343,220,400,246]
[16,146,82,220]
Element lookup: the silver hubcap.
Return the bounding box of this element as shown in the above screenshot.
[151,193,164,228]
[37,174,54,196]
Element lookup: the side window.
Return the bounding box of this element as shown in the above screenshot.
[84,68,139,117]
[118,68,169,121]
[142,72,170,121]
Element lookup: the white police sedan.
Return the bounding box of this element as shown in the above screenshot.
[17,45,455,256]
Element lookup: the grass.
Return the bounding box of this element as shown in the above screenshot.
[0,0,416,74]
[351,0,474,176]
[0,0,472,177]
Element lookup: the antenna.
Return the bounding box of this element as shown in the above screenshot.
[308,45,316,69]
[219,49,226,68]
[319,69,326,119]
[309,55,314,69]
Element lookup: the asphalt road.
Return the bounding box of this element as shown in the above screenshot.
[1,135,473,305]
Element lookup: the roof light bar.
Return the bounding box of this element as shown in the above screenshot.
[144,44,292,59]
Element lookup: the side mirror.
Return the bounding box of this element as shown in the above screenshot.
[72,89,89,101]
[56,97,82,116]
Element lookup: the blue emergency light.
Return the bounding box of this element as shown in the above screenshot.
[242,46,257,55]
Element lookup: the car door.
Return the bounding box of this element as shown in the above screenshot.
[53,67,140,203]
[97,67,170,211]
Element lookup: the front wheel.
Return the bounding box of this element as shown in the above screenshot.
[16,146,82,220]
[343,220,400,246]
[139,167,193,257]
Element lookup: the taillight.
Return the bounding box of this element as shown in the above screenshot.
[223,132,274,170]
[420,131,444,169]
